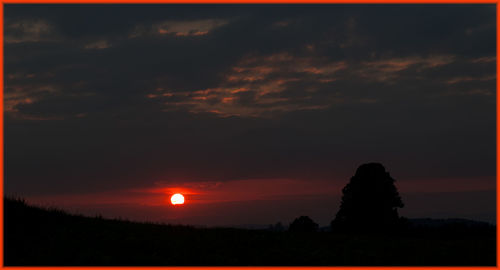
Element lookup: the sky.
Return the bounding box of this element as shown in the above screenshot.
[4,4,496,226]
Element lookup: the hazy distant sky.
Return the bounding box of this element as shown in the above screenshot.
[5,4,496,226]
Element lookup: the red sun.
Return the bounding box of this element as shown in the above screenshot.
[170,193,185,205]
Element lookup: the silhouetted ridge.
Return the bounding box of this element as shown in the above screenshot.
[4,196,495,265]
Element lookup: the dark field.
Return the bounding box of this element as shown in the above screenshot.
[4,198,496,266]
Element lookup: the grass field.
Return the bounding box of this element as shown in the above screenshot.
[4,198,496,266]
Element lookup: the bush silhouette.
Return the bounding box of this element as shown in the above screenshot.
[332,163,404,231]
[269,222,285,232]
[289,216,319,232]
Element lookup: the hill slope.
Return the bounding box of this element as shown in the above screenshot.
[4,198,496,266]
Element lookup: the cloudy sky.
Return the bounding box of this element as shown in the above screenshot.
[5,4,496,226]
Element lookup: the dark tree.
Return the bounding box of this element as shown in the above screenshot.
[269,221,285,232]
[289,216,319,232]
[331,163,404,231]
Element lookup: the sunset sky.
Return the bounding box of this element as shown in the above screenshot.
[5,4,496,226]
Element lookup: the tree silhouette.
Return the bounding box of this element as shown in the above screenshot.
[269,221,285,232]
[331,163,404,231]
[289,216,319,232]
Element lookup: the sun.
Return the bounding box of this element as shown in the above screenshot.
[170,193,185,205]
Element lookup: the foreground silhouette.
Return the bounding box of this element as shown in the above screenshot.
[4,197,495,266]
[332,163,405,231]
[288,216,319,232]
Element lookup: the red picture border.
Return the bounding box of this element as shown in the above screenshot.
[0,1,497,269]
